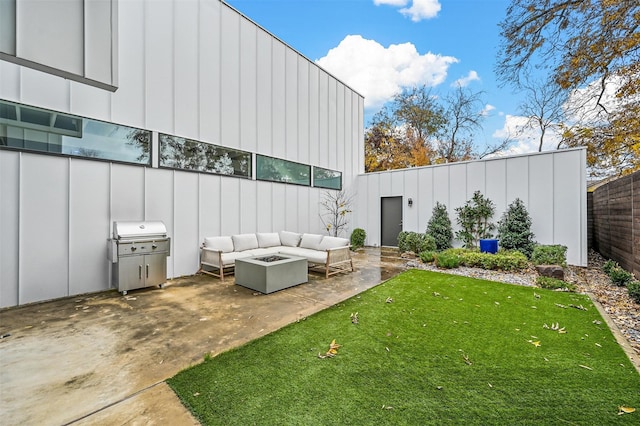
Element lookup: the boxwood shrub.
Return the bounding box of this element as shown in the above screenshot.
[531,245,567,267]
[627,281,640,303]
[536,276,576,292]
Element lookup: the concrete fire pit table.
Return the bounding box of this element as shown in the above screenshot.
[235,254,308,294]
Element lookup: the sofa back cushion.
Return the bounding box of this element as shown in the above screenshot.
[319,236,349,250]
[203,236,234,253]
[257,232,281,248]
[299,233,324,250]
[232,234,259,252]
[279,231,302,247]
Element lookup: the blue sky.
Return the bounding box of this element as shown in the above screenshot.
[225,0,538,154]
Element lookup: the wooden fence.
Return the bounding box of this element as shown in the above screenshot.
[590,170,640,278]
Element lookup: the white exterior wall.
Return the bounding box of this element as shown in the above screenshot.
[355,148,588,266]
[0,0,364,307]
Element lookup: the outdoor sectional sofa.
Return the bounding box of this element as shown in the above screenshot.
[199,231,354,279]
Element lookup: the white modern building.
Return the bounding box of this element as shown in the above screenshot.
[0,0,586,308]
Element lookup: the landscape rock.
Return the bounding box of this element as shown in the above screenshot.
[535,264,565,280]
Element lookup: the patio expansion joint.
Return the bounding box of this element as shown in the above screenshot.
[62,380,167,426]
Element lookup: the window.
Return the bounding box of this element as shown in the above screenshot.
[313,166,342,190]
[159,134,251,178]
[0,99,150,165]
[256,155,310,186]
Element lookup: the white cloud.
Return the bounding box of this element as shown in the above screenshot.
[374,0,441,21]
[452,70,480,87]
[400,0,442,22]
[480,104,495,117]
[316,35,458,110]
[491,114,562,156]
[374,0,408,6]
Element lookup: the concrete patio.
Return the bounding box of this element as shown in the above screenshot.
[0,248,406,425]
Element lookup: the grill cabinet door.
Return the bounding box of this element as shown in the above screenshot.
[145,253,167,287]
[116,256,144,291]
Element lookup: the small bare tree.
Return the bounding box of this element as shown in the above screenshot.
[319,190,354,237]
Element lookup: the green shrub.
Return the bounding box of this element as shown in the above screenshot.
[609,266,633,287]
[435,250,461,269]
[419,250,436,263]
[497,198,536,258]
[398,231,436,254]
[455,191,496,249]
[536,276,576,292]
[350,228,366,250]
[602,259,618,275]
[531,245,567,267]
[426,202,453,251]
[627,281,640,303]
[458,250,528,271]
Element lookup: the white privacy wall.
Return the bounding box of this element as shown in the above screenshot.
[0,0,364,307]
[355,148,588,266]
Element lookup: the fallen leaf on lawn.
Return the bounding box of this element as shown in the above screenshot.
[579,364,593,370]
[193,392,200,397]
[386,297,394,303]
[592,320,602,325]
[318,339,341,359]
[432,292,440,297]
[595,343,602,348]
[558,328,567,334]
[382,405,394,410]
[555,303,567,309]
[618,406,635,415]
[528,340,541,347]
[351,312,359,324]
[569,304,588,311]
[534,292,541,299]
[462,353,473,365]
[488,383,493,388]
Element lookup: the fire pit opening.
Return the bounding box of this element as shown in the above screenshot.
[255,255,287,263]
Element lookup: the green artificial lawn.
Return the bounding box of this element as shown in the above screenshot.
[168,270,640,425]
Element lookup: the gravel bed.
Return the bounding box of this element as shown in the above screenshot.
[406,250,640,357]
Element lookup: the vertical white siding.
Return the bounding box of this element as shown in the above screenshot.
[0,0,365,307]
[0,151,20,307]
[68,160,110,296]
[356,149,587,266]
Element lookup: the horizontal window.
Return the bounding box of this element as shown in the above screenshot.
[313,166,342,190]
[0,99,150,165]
[159,134,251,178]
[256,155,310,186]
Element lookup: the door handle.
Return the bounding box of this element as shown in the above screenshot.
[139,265,142,279]
[146,264,149,278]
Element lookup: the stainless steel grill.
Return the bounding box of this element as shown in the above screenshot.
[108,221,171,295]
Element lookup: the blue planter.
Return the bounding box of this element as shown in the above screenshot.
[479,239,498,254]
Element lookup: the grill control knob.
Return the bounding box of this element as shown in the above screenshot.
[131,246,137,252]
[152,244,158,249]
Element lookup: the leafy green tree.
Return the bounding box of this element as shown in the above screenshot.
[426,202,453,251]
[497,198,536,258]
[455,191,496,248]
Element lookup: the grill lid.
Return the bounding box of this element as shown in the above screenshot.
[113,221,167,239]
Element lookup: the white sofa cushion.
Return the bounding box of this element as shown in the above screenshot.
[232,234,259,252]
[244,247,281,257]
[319,236,349,250]
[257,232,281,248]
[220,251,253,266]
[279,231,302,247]
[300,233,324,250]
[203,236,234,253]
[279,246,327,264]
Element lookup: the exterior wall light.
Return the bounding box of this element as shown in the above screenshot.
[408,198,413,207]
